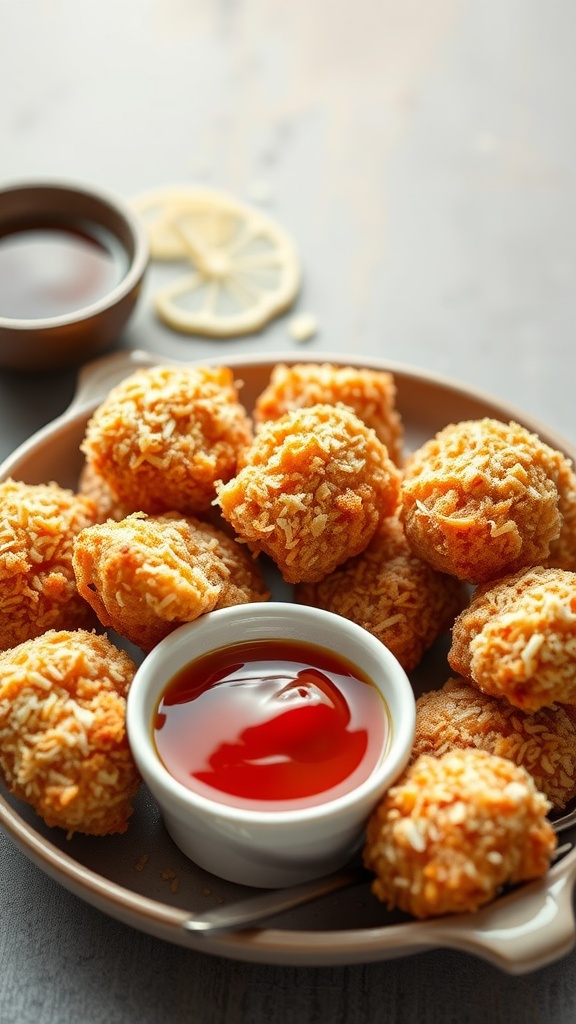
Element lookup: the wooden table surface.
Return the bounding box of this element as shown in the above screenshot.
[1,2,576,1021]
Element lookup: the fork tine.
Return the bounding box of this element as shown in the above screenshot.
[551,841,573,862]
[551,805,576,834]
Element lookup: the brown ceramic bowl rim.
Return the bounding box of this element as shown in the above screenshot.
[0,177,149,330]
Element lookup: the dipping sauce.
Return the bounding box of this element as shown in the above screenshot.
[0,225,128,320]
[154,638,389,811]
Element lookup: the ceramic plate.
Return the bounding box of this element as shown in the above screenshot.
[1,348,576,973]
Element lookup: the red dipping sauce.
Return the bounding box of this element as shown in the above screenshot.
[154,638,389,811]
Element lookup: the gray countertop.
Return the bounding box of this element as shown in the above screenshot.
[1,2,576,1021]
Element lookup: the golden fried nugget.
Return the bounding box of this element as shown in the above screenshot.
[296,516,466,671]
[400,418,563,584]
[73,512,269,652]
[81,364,253,516]
[363,748,556,919]
[448,566,576,711]
[78,461,135,521]
[413,677,576,809]
[546,450,576,571]
[0,629,140,835]
[0,478,99,651]
[253,363,404,465]
[215,404,400,584]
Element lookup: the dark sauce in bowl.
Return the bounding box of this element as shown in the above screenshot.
[154,638,389,812]
[0,224,129,320]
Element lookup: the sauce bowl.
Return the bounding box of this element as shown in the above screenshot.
[126,602,416,888]
[0,179,149,371]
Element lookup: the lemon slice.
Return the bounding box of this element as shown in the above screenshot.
[132,185,301,337]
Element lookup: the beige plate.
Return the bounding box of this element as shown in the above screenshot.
[1,349,576,973]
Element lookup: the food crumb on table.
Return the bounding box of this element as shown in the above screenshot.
[288,312,319,342]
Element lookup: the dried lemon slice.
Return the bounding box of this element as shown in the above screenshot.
[132,186,301,337]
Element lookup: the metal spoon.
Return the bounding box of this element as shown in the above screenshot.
[183,861,370,936]
[182,804,576,936]
[551,802,576,834]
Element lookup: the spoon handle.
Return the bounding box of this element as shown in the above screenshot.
[552,805,576,835]
[183,865,370,935]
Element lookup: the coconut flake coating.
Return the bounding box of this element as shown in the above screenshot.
[253,362,404,465]
[0,629,140,836]
[448,565,576,711]
[413,677,576,809]
[0,478,99,651]
[363,748,556,919]
[215,404,400,584]
[73,512,269,652]
[81,365,253,516]
[546,450,576,571]
[399,418,563,584]
[78,461,135,522]
[296,516,466,671]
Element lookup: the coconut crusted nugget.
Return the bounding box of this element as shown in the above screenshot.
[81,364,253,516]
[73,512,269,652]
[296,516,467,671]
[413,677,576,810]
[0,478,99,652]
[0,629,140,836]
[253,362,404,466]
[215,404,400,585]
[448,566,576,712]
[78,461,135,522]
[399,418,563,585]
[363,748,556,919]
[546,450,576,571]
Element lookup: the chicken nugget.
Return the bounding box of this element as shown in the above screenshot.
[81,364,253,515]
[297,516,466,671]
[253,362,404,465]
[363,748,556,919]
[73,512,269,652]
[0,478,99,651]
[546,450,576,571]
[400,418,563,584]
[413,677,576,809]
[78,461,135,522]
[0,629,140,836]
[215,404,400,584]
[448,565,576,711]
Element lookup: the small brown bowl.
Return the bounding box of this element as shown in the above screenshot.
[0,179,149,371]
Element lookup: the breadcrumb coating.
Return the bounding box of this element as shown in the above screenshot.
[78,461,135,522]
[400,418,563,584]
[0,478,99,651]
[215,404,400,584]
[81,365,253,516]
[363,748,556,919]
[252,363,404,465]
[73,512,269,652]
[296,516,467,671]
[546,451,576,571]
[413,677,576,809]
[0,629,140,836]
[448,565,576,711]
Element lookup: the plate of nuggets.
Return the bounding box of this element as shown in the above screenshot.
[1,347,576,972]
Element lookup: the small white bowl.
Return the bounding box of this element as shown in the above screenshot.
[126,602,416,888]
